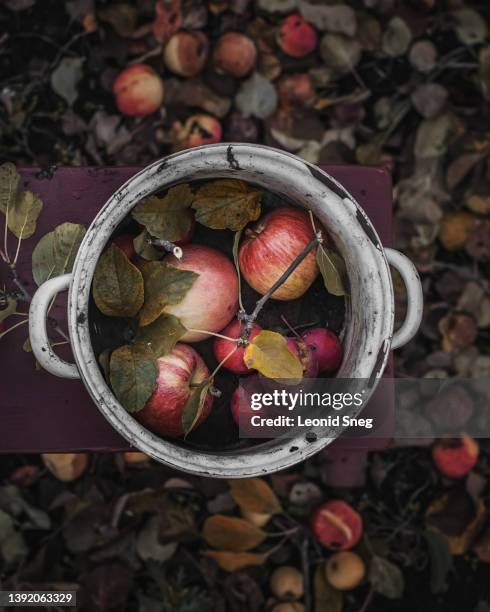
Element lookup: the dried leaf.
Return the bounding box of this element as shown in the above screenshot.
[98,3,138,37]
[109,343,158,413]
[411,83,448,119]
[320,33,361,76]
[317,246,347,296]
[134,313,187,357]
[136,515,177,562]
[446,153,483,190]
[192,179,261,231]
[452,9,487,46]
[409,40,437,73]
[228,477,282,515]
[299,1,356,36]
[132,184,194,241]
[133,231,162,261]
[50,57,85,106]
[0,509,28,565]
[3,189,42,239]
[139,262,198,326]
[98,349,111,382]
[243,330,303,381]
[32,222,86,286]
[181,377,213,435]
[257,0,297,13]
[382,17,412,57]
[415,113,453,160]
[424,530,452,594]
[0,162,20,214]
[152,0,182,44]
[236,72,278,120]
[93,243,144,317]
[369,556,404,599]
[205,550,268,572]
[202,515,267,551]
[314,563,343,612]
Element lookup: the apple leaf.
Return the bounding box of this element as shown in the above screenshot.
[228,477,282,515]
[93,243,144,317]
[32,222,86,286]
[2,189,43,240]
[134,313,187,357]
[132,184,194,241]
[243,330,303,381]
[191,179,262,231]
[202,515,267,552]
[369,556,404,599]
[139,262,198,326]
[133,230,162,261]
[204,550,269,572]
[316,246,347,296]
[109,343,158,413]
[181,378,213,436]
[0,162,20,214]
[314,563,343,612]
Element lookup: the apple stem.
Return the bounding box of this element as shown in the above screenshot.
[240,235,320,340]
[147,237,183,259]
[280,314,302,339]
[210,345,239,379]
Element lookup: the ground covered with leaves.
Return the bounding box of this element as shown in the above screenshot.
[0,0,489,610]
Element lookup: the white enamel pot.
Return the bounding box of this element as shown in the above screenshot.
[29,144,423,478]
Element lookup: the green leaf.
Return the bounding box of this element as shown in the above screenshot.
[382,17,412,57]
[32,222,86,286]
[424,530,452,594]
[109,343,158,413]
[134,313,187,357]
[452,8,487,46]
[132,184,194,241]
[92,243,144,317]
[0,509,28,566]
[0,162,20,214]
[243,330,303,381]
[235,72,278,120]
[133,231,162,261]
[415,113,453,160]
[139,262,198,326]
[320,33,361,75]
[192,179,262,231]
[317,246,347,296]
[181,378,213,435]
[369,556,404,599]
[3,189,43,239]
[50,56,85,106]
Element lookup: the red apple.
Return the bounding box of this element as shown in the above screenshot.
[238,207,321,301]
[301,328,343,373]
[213,318,262,374]
[277,14,318,58]
[230,375,263,425]
[164,31,209,77]
[311,500,363,550]
[136,343,213,438]
[113,233,136,260]
[113,64,164,117]
[162,244,239,341]
[432,435,479,479]
[286,337,319,377]
[213,32,257,78]
[171,114,222,151]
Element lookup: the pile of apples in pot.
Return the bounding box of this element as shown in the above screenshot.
[91,179,345,441]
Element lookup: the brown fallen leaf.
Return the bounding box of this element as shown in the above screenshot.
[228,477,282,515]
[202,515,267,552]
[204,550,268,572]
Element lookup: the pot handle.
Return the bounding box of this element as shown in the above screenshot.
[385,248,423,350]
[29,274,80,379]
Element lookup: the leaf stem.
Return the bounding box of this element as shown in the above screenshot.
[210,346,238,379]
[186,328,238,342]
[240,235,320,341]
[0,317,28,339]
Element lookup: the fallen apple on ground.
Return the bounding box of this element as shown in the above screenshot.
[162,244,239,342]
[432,434,479,478]
[311,499,363,550]
[112,64,164,117]
[136,343,213,438]
[238,207,321,301]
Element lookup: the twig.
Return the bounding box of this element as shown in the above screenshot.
[0,317,28,338]
[186,328,238,342]
[239,235,320,340]
[301,537,312,612]
[148,237,183,259]
[359,587,374,612]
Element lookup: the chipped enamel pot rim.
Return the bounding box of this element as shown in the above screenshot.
[68,143,393,477]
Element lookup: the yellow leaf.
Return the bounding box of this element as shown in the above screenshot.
[228,477,282,515]
[202,515,267,552]
[243,330,303,381]
[204,550,268,572]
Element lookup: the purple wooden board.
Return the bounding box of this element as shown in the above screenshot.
[0,165,393,453]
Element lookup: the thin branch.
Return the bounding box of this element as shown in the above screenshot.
[301,538,312,612]
[0,317,28,338]
[210,346,238,379]
[186,328,238,342]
